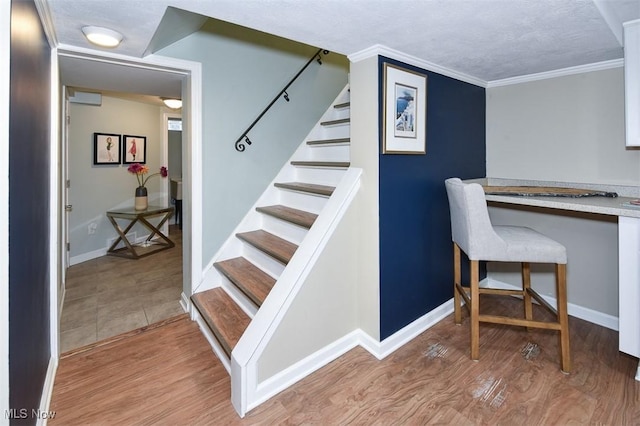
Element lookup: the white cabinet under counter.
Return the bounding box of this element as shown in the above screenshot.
[624,19,640,147]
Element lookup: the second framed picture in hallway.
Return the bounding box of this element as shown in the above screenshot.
[123,135,146,164]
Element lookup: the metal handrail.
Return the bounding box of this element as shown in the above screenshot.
[235,48,329,152]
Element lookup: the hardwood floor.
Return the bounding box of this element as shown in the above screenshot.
[50,295,640,425]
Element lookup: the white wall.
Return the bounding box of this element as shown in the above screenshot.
[350,56,381,340]
[158,19,349,266]
[257,204,360,380]
[487,67,640,185]
[486,67,638,320]
[68,96,165,260]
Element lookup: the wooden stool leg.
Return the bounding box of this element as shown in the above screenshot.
[556,263,571,373]
[453,244,462,324]
[470,259,480,360]
[522,262,533,325]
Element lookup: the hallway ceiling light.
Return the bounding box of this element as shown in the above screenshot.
[81,26,123,48]
[162,98,182,109]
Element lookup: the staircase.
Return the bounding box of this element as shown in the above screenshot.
[190,86,360,416]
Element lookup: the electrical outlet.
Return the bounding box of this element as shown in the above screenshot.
[88,222,97,234]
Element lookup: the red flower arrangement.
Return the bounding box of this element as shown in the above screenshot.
[127,163,168,188]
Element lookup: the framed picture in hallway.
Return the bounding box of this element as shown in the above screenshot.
[122,135,146,164]
[382,62,427,154]
[93,133,121,165]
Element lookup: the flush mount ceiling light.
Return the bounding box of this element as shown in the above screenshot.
[162,98,182,109]
[81,26,123,48]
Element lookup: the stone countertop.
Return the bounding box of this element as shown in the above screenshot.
[464,177,640,219]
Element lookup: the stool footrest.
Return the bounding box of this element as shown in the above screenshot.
[479,314,562,331]
[527,288,558,316]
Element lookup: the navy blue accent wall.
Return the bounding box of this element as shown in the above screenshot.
[9,0,51,421]
[379,57,485,339]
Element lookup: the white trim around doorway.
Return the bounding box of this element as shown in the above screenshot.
[52,44,203,346]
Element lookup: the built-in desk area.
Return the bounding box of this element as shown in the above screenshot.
[465,177,640,381]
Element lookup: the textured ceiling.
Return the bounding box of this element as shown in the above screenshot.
[47,0,640,99]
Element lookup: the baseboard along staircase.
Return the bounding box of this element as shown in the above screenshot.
[190,85,361,416]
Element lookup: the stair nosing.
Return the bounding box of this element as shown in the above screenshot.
[214,257,275,307]
[290,161,350,169]
[191,288,250,358]
[306,137,350,146]
[256,205,317,229]
[320,118,350,126]
[274,181,335,197]
[236,230,297,265]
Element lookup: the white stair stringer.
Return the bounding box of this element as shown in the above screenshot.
[191,86,356,412]
[231,167,362,417]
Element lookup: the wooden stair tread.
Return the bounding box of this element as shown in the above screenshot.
[256,205,317,229]
[307,137,350,146]
[290,161,350,168]
[274,181,335,197]
[191,288,250,358]
[214,257,275,307]
[236,230,297,264]
[333,102,350,109]
[320,118,350,126]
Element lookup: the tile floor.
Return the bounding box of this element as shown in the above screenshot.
[60,225,184,353]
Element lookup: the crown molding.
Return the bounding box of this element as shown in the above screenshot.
[487,59,624,88]
[34,0,58,48]
[348,44,488,88]
[349,44,624,90]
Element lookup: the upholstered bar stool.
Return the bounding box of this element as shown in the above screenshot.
[444,178,571,373]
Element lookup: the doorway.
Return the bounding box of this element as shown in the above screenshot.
[54,47,203,354]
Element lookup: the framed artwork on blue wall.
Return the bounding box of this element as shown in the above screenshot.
[382,63,427,154]
[93,132,121,165]
[122,134,147,164]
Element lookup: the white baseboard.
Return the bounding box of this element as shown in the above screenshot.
[180,291,190,313]
[248,299,455,413]
[360,299,455,360]
[69,232,157,266]
[36,357,58,425]
[485,278,619,331]
[250,330,361,412]
[69,246,107,266]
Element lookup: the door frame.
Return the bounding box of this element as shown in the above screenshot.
[52,46,203,351]
[162,111,182,234]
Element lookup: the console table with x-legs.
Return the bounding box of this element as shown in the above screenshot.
[106,205,174,259]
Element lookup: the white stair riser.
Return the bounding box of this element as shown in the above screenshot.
[276,190,329,214]
[241,243,287,279]
[305,144,350,161]
[294,168,347,186]
[260,215,309,246]
[308,124,350,141]
[221,278,259,317]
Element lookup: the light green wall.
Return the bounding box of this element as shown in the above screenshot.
[68,96,164,260]
[158,19,349,264]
